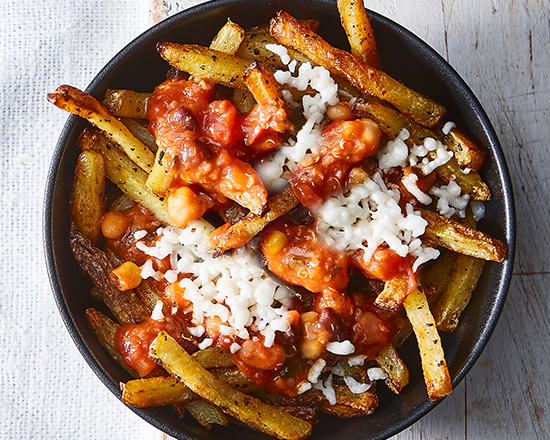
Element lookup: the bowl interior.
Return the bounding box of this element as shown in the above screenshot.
[44,1,515,439]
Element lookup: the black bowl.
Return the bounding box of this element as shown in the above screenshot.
[44,0,515,439]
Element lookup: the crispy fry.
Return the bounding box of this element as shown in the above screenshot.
[157,43,251,89]
[102,89,150,118]
[208,185,298,253]
[374,272,414,312]
[211,367,261,392]
[150,332,312,440]
[145,148,175,196]
[433,254,485,332]
[375,344,410,394]
[321,385,378,417]
[79,129,172,226]
[337,0,380,68]
[120,117,158,152]
[421,251,457,299]
[192,346,235,369]
[244,60,286,108]
[403,285,452,401]
[85,308,138,377]
[71,150,105,245]
[210,19,245,54]
[185,399,229,429]
[71,226,150,324]
[270,11,446,128]
[421,209,507,262]
[352,98,490,201]
[121,376,192,408]
[443,128,486,172]
[47,85,155,173]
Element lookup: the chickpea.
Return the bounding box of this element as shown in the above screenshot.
[168,186,208,228]
[101,211,129,239]
[298,311,330,360]
[326,102,353,121]
[109,261,142,291]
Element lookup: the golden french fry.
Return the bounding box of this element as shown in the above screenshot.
[337,0,380,68]
[150,332,312,440]
[375,344,410,394]
[211,367,261,392]
[443,128,486,172]
[71,151,105,245]
[157,43,251,89]
[270,11,446,128]
[209,185,298,253]
[192,346,235,369]
[145,149,175,196]
[121,376,192,408]
[79,129,172,226]
[353,98,490,201]
[433,254,485,332]
[102,89,150,118]
[244,60,286,108]
[403,285,452,401]
[321,385,378,417]
[421,209,507,262]
[47,85,155,173]
[210,19,245,54]
[121,117,158,152]
[374,272,413,312]
[85,308,139,377]
[421,251,457,299]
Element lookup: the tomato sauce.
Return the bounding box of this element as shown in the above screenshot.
[290,119,382,209]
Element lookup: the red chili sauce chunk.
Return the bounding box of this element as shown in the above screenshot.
[290,118,382,209]
[261,221,397,363]
[101,205,192,376]
[147,78,292,220]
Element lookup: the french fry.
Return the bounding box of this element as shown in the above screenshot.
[321,384,378,417]
[374,272,414,312]
[71,150,105,245]
[145,149,175,197]
[185,399,229,429]
[403,285,452,401]
[270,11,446,128]
[120,117,158,152]
[70,225,151,324]
[85,308,138,377]
[79,129,173,226]
[210,19,245,54]
[421,251,457,299]
[443,128,486,172]
[432,254,485,332]
[102,89,150,119]
[120,376,192,408]
[150,332,312,440]
[211,367,261,392]
[192,346,235,369]
[209,185,298,253]
[375,344,410,394]
[244,60,287,108]
[420,209,507,262]
[337,0,380,68]
[157,43,251,89]
[352,98,490,201]
[47,85,155,173]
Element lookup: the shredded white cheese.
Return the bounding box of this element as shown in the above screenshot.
[326,340,355,355]
[151,300,164,321]
[137,220,294,349]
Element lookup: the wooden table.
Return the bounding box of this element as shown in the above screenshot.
[153,1,548,439]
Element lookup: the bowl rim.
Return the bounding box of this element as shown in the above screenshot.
[43,0,516,439]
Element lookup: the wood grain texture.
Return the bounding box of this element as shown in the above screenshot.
[154,0,548,439]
